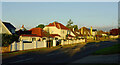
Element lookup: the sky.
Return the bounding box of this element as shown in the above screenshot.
[2,2,118,31]
[1,0,120,2]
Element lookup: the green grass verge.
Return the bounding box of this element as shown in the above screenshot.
[2,47,49,56]
[92,43,120,55]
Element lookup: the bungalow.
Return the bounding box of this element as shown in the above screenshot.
[43,22,74,39]
[19,34,40,41]
[0,20,16,34]
[20,28,49,41]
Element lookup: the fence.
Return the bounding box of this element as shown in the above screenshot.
[61,39,85,45]
[11,40,47,51]
[109,35,119,39]
[10,39,85,52]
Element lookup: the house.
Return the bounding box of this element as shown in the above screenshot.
[96,30,108,37]
[43,22,72,39]
[79,27,91,36]
[70,28,83,39]
[67,34,74,39]
[29,28,49,40]
[78,26,98,39]
[19,28,49,41]
[19,34,41,41]
[88,27,97,36]
[29,28,49,37]
[16,30,32,35]
[49,34,61,40]
[20,25,26,31]
[15,25,31,35]
[91,29,97,36]
[0,20,16,34]
[110,28,120,35]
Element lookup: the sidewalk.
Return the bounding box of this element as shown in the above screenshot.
[72,54,119,64]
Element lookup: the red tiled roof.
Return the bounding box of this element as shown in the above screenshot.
[20,34,40,37]
[99,30,106,34]
[46,22,70,30]
[29,28,49,37]
[68,34,74,37]
[50,34,61,37]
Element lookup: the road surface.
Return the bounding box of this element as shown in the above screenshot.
[2,40,119,65]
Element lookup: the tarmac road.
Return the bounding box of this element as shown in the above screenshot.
[2,40,118,65]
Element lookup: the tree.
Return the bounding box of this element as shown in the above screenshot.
[72,25,78,31]
[36,24,45,29]
[66,19,73,29]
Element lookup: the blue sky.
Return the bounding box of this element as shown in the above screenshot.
[2,2,118,31]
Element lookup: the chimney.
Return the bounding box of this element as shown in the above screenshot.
[22,25,24,28]
[73,28,74,31]
[91,26,92,35]
[53,22,56,26]
[58,24,61,29]
[81,27,83,34]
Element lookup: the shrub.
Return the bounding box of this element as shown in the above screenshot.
[2,34,19,47]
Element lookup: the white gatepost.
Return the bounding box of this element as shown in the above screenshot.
[77,39,79,43]
[43,40,47,47]
[83,39,85,42]
[19,41,24,50]
[72,40,74,44]
[73,40,74,44]
[67,40,69,44]
[11,41,17,51]
[34,41,37,48]
[61,40,64,45]
[69,40,71,44]
[75,40,77,43]
[78,39,80,43]
[53,40,56,47]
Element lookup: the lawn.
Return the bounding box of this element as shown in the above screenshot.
[92,43,120,55]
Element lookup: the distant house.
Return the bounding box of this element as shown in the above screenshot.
[79,26,97,36]
[70,28,82,39]
[0,20,16,34]
[43,22,72,39]
[88,28,97,36]
[110,29,120,35]
[79,27,91,36]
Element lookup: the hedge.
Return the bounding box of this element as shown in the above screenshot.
[1,34,19,47]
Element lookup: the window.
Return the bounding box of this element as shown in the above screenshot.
[55,38,58,40]
[42,38,46,40]
[32,38,36,41]
[63,31,64,33]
